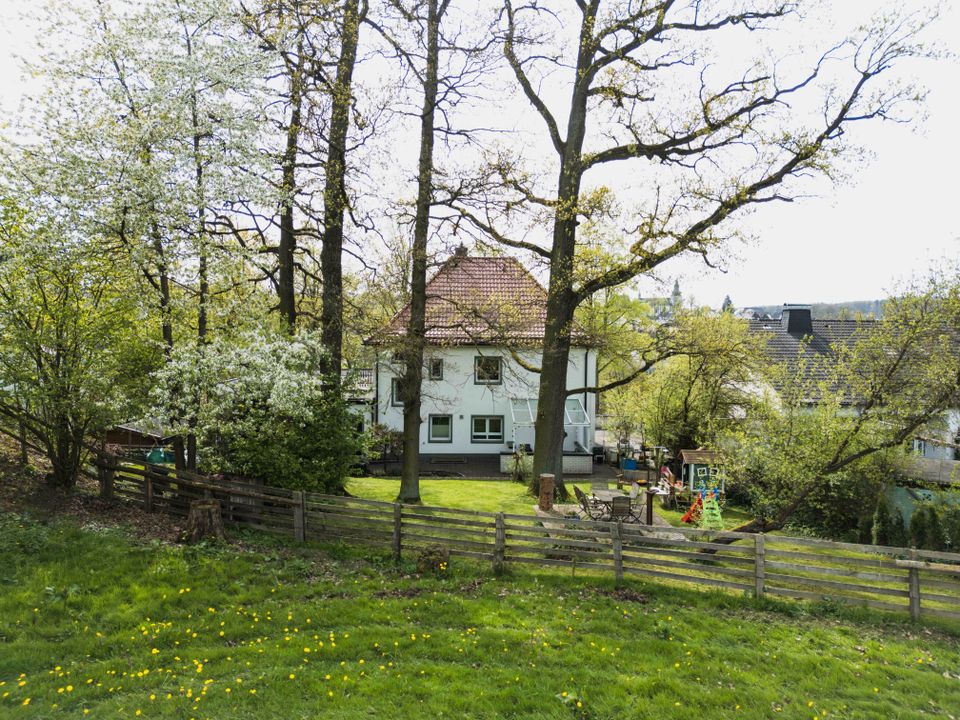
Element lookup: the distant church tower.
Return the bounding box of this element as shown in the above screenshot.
[670,280,682,312]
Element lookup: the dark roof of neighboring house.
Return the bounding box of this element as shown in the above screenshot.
[747,306,876,403]
[371,254,561,346]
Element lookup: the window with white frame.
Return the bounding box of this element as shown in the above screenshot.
[428,358,444,381]
[428,414,452,443]
[391,378,404,407]
[471,415,504,443]
[474,355,502,384]
[912,438,927,456]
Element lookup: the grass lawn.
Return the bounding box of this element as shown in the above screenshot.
[2,512,959,719]
[346,477,594,515]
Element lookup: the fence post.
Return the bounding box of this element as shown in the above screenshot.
[144,474,154,513]
[99,456,115,500]
[754,533,765,599]
[612,521,624,587]
[392,503,402,564]
[493,512,506,574]
[908,547,921,621]
[292,491,306,542]
[645,489,655,526]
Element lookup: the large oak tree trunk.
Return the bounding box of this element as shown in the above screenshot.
[320,0,363,380]
[399,0,442,503]
[531,52,589,494]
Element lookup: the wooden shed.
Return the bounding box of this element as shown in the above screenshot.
[679,449,724,492]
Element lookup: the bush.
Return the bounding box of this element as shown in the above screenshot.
[871,492,893,546]
[154,332,365,494]
[921,505,946,551]
[908,502,952,551]
[943,507,960,550]
[908,506,928,548]
[890,509,908,548]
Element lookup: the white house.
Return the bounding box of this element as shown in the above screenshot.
[366,251,597,474]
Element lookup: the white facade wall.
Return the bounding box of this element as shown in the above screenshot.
[374,346,596,455]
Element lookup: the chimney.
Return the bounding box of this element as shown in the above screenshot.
[781,304,813,335]
[452,243,468,259]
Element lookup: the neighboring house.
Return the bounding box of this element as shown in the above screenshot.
[103,421,176,462]
[365,249,597,474]
[748,304,869,407]
[748,304,959,482]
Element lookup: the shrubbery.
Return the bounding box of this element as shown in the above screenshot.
[871,490,960,552]
[908,501,960,552]
[154,331,366,494]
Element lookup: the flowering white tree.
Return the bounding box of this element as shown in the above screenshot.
[8,0,275,466]
[151,331,365,491]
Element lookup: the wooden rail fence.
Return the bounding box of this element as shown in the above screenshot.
[91,456,960,623]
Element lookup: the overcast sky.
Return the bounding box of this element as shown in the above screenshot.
[0,0,957,309]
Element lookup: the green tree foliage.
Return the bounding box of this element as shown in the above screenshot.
[634,310,768,456]
[0,202,156,487]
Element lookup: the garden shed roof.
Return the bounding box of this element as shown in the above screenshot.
[679,449,719,465]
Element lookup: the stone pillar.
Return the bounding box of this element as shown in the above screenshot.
[538,473,555,512]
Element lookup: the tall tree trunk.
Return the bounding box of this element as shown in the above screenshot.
[188,34,207,472]
[18,418,28,465]
[531,10,593,495]
[320,0,363,380]
[531,237,576,494]
[150,221,186,470]
[399,0,442,503]
[278,45,304,334]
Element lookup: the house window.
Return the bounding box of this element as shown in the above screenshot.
[428,415,452,443]
[912,438,927,456]
[391,378,404,407]
[474,356,502,384]
[428,358,444,381]
[471,415,504,443]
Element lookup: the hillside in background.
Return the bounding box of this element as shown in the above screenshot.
[742,299,885,320]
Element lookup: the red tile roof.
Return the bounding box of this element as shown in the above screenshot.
[374,255,551,346]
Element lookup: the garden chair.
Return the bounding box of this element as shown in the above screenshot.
[574,486,604,520]
[610,494,644,524]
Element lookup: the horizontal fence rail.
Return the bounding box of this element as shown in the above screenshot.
[88,455,960,623]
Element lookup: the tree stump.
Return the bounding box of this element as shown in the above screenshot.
[416,545,450,576]
[185,499,226,543]
[538,473,555,512]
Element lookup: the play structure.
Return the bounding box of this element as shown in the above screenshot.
[680,486,724,529]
